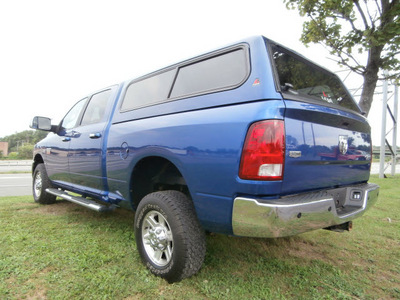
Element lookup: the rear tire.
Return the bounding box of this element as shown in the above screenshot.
[32,163,56,204]
[134,190,206,283]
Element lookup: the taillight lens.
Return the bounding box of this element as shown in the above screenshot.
[239,120,285,180]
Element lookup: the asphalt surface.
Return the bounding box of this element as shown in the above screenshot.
[0,173,32,197]
[0,161,398,197]
[0,160,31,197]
[0,160,31,173]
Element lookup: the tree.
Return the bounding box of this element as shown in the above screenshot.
[18,143,35,159]
[0,130,48,153]
[284,0,400,116]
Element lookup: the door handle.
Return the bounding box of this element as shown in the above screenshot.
[71,131,80,137]
[89,132,102,139]
[62,137,71,142]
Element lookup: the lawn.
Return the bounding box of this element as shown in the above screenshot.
[0,175,399,299]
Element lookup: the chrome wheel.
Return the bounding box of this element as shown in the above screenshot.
[32,164,56,204]
[34,171,43,198]
[142,210,173,267]
[135,191,206,282]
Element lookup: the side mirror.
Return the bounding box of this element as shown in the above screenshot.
[30,116,53,131]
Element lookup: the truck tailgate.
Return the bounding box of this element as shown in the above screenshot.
[282,100,372,195]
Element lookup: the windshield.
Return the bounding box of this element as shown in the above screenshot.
[270,43,360,112]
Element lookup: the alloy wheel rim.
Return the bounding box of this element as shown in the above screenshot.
[34,172,42,198]
[142,210,173,267]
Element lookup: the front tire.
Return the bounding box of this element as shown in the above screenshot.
[134,190,206,283]
[32,163,56,204]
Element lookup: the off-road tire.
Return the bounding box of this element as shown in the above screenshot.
[32,163,56,204]
[134,190,206,283]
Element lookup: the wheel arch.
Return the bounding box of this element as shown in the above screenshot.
[32,154,44,174]
[129,155,191,210]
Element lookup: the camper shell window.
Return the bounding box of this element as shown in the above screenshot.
[121,46,249,111]
[121,70,176,112]
[170,49,248,98]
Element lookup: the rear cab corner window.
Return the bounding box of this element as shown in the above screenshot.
[267,40,361,113]
[120,45,250,112]
[81,89,113,126]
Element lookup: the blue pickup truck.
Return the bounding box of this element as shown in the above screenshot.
[31,36,379,282]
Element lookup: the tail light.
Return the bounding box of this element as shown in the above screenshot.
[239,120,285,181]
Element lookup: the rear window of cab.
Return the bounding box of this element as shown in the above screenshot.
[120,47,249,112]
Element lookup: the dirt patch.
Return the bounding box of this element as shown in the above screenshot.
[7,267,52,300]
[34,200,135,221]
[286,239,336,264]
[5,275,17,291]
[7,202,37,210]
[124,294,145,300]
[26,287,47,300]
[34,201,75,216]
[115,208,135,219]
[26,267,54,299]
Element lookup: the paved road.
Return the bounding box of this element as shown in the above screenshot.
[0,160,31,173]
[0,173,32,197]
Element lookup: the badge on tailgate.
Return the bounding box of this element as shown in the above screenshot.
[339,135,348,155]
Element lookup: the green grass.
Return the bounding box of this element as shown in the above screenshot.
[1,175,399,299]
[0,171,30,174]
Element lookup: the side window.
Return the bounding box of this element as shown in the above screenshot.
[170,49,248,98]
[81,90,112,126]
[121,70,176,111]
[61,98,87,130]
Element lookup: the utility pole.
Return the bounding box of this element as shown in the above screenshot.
[379,75,388,178]
[379,73,398,178]
[392,85,398,176]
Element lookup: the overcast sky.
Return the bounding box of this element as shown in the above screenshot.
[0,0,395,145]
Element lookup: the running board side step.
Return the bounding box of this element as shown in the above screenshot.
[46,188,117,212]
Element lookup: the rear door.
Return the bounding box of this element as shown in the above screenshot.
[68,88,115,192]
[268,42,372,195]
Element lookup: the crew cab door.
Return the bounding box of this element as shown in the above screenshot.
[67,88,114,192]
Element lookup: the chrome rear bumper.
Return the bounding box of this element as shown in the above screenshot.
[232,183,379,238]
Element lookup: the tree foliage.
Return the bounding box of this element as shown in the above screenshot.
[0,130,48,157]
[17,144,36,159]
[284,0,400,116]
